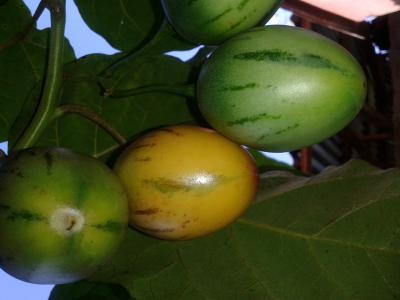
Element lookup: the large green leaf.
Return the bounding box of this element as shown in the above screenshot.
[73,0,165,52]
[99,20,198,91]
[0,0,75,142]
[33,53,198,162]
[51,159,400,299]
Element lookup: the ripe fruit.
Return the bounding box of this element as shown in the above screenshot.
[114,125,258,240]
[161,0,282,45]
[198,25,367,152]
[0,148,128,284]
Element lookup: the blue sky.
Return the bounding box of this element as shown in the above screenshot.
[1,1,293,299]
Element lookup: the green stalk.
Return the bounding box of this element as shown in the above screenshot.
[54,104,126,145]
[13,0,66,151]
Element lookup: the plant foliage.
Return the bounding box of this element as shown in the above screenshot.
[0,1,398,299]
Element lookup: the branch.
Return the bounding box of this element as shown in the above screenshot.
[0,0,47,52]
[54,104,126,146]
[13,0,66,151]
[105,84,196,99]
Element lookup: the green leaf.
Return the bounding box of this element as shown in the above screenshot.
[34,53,198,162]
[74,0,165,52]
[49,281,133,300]
[58,159,400,299]
[0,0,29,42]
[99,21,197,91]
[0,0,75,142]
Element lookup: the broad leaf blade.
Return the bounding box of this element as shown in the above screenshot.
[0,0,75,142]
[99,21,197,91]
[36,53,198,161]
[73,159,400,300]
[74,0,164,52]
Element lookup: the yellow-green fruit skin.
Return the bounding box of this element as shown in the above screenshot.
[114,125,258,240]
[0,148,128,284]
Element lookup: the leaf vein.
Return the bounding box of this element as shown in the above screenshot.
[313,180,397,236]
[238,218,400,256]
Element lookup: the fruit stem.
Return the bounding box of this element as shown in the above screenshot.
[0,0,47,52]
[13,0,66,152]
[105,84,196,99]
[54,104,127,145]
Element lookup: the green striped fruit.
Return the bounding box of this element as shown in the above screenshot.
[0,148,128,284]
[198,25,367,151]
[161,0,282,45]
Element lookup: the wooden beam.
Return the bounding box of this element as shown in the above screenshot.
[389,12,400,168]
[282,0,369,39]
[300,148,312,174]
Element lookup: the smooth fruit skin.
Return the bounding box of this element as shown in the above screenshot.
[0,148,128,284]
[161,0,282,45]
[198,25,367,152]
[114,125,258,240]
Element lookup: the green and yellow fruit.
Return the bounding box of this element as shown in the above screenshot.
[0,148,128,284]
[114,125,258,240]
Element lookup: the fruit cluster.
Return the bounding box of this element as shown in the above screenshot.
[0,0,366,285]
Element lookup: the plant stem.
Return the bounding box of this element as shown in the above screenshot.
[106,84,196,99]
[0,0,47,52]
[54,104,126,145]
[13,0,66,151]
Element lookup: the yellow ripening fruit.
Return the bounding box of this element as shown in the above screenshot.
[114,125,258,240]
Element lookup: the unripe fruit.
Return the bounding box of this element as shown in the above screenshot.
[161,0,282,45]
[198,25,367,152]
[0,148,128,284]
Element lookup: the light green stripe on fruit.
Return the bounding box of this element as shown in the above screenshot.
[91,220,122,233]
[205,8,233,25]
[143,178,190,194]
[73,179,90,208]
[233,49,349,75]
[257,122,301,141]
[229,15,249,30]
[221,82,259,91]
[228,113,282,126]
[143,175,229,195]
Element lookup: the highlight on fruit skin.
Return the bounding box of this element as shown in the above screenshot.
[161,0,282,45]
[0,147,129,284]
[197,25,367,152]
[114,125,259,240]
